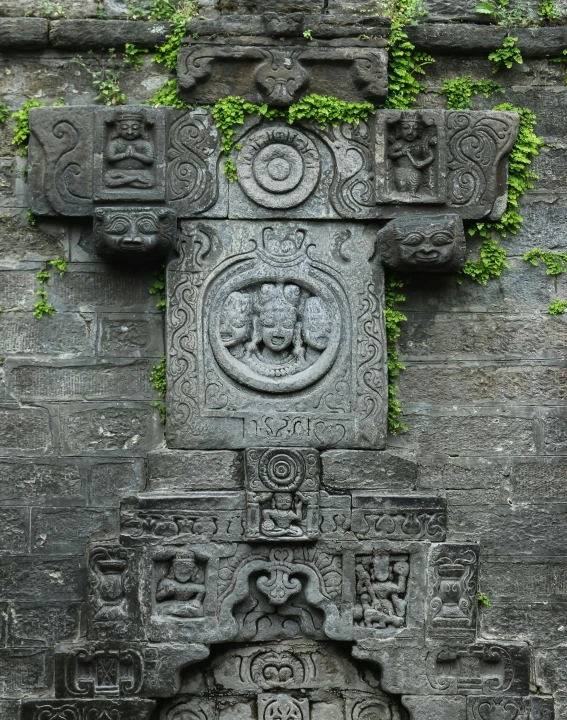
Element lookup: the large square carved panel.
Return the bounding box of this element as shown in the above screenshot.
[166,221,386,449]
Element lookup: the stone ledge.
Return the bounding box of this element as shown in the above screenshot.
[48,19,173,49]
[407,24,567,56]
[0,17,49,49]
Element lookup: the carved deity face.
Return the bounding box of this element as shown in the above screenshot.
[118,119,143,141]
[398,120,422,142]
[94,208,175,259]
[172,557,197,583]
[260,305,297,352]
[220,292,251,348]
[379,215,466,273]
[302,296,332,351]
[398,226,455,267]
[274,493,294,510]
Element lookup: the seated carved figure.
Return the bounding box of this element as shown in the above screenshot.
[355,555,409,628]
[104,108,156,189]
[156,550,205,618]
[388,113,437,196]
[220,291,253,359]
[261,492,305,537]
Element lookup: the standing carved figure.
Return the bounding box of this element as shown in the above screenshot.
[388,113,437,196]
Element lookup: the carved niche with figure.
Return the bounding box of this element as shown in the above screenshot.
[166,220,386,450]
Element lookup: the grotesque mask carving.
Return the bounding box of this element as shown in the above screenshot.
[93,207,176,259]
[378,214,466,272]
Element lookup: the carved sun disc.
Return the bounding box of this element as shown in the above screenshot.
[254,144,304,194]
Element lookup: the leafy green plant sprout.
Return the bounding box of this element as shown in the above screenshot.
[477,593,492,607]
[303,29,313,40]
[71,49,127,106]
[488,36,523,72]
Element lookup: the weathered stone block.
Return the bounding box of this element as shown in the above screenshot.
[0,649,50,699]
[7,360,158,401]
[166,220,387,449]
[321,450,417,491]
[0,18,48,49]
[482,603,567,648]
[417,456,511,491]
[49,19,172,48]
[8,602,80,648]
[0,312,93,356]
[98,313,164,356]
[0,405,52,453]
[31,507,119,554]
[0,271,38,311]
[511,457,567,502]
[402,695,466,720]
[0,556,85,601]
[88,461,144,507]
[0,458,84,507]
[0,508,30,554]
[351,494,446,542]
[146,449,244,491]
[542,408,567,455]
[20,699,155,720]
[59,403,163,455]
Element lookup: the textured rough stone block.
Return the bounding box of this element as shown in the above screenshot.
[7,360,158,402]
[88,461,144,507]
[0,405,52,453]
[0,556,85,601]
[402,695,466,720]
[321,450,417,491]
[417,456,511,491]
[97,313,164,357]
[8,602,80,648]
[0,508,31,554]
[166,220,387,449]
[482,603,567,648]
[0,458,84,506]
[147,449,244,491]
[0,312,93,356]
[20,699,155,720]
[511,457,567,502]
[481,557,567,604]
[542,408,567,455]
[49,19,172,48]
[0,271,39,311]
[0,649,50,699]
[0,18,48,49]
[59,403,163,455]
[31,507,118,554]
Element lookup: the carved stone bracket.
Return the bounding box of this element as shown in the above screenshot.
[176,43,389,107]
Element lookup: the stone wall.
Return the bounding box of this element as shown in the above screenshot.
[1,2,567,720]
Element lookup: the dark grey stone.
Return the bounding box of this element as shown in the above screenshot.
[0,556,85,601]
[0,405,52,453]
[88,461,144,507]
[20,699,155,720]
[0,459,84,506]
[166,221,387,450]
[146,449,244,491]
[8,602,80,648]
[0,312,93,356]
[93,207,176,259]
[0,18,48,49]
[97,314,164,357]
[49,19,172,48]
[177,41,388,106]
[321,450,418,491]
[31,507,118,554]
[378,215,466,272]
[0,650,51,699]
[402,695,466,720]
[351,494,446,542]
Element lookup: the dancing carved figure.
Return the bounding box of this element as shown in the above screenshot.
[104,108,156,189]
[388,113,437,196]
[354,553,409,628]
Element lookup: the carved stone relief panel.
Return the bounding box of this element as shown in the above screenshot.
[467,696,555,720]
[166,221,386,450]
[377,111,446,205]
[374,109,519,220]
[87,545,141,641]
[351,541,426,641]
[93,107,166,203]
[28,106,226,220]
[93,207,176,259]
[176,42,388,106]
[427,544,479,640]
[351,495,447,542]
[21,699,156,720]
[378,214,466,273]
[245,447,320,541]
[230,117,376,220]
[54,645,144,698]
[426,642,530,695]
[258,694,310,720]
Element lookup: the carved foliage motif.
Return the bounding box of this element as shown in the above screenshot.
[258,695,309,720]
[21,700,155,720]
[351,496,447,542]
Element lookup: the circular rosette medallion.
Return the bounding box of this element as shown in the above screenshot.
[258,449,305,492]
[238,126,321,209]
[208,275,341,394]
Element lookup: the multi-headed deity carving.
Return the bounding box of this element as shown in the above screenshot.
[167,220,386,449]
[354,552,410,629]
